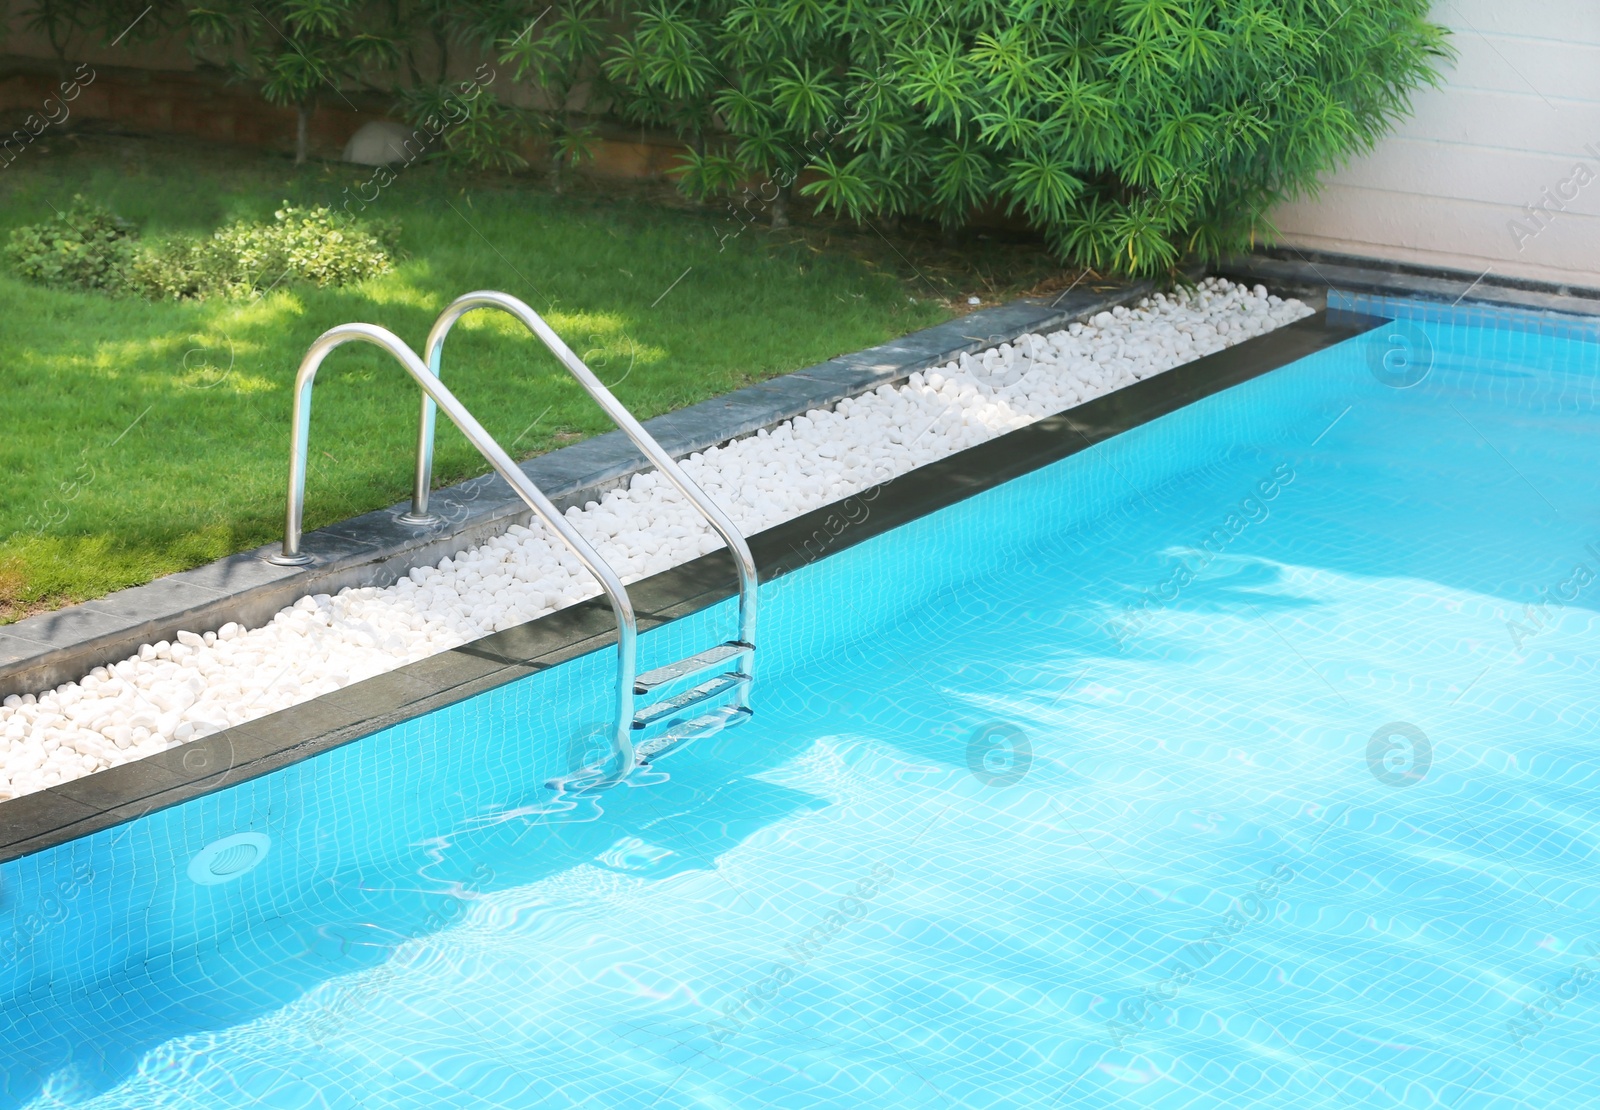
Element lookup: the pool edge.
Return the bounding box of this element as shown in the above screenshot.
[0,309,1387,864]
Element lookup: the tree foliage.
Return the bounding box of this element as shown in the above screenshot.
[12,0,173,75]
[496,0,609,190]
[185,0,402,162]
[599,0,1451,274]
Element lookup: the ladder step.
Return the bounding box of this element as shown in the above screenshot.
[551,700,754,792]
[634,641,752,696]
[632,671,748,730]
[636,703,752,764]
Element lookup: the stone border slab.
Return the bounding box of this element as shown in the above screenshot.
[1216,247,1600,318]
[0,281,1153,699]
[0,310,1386,863]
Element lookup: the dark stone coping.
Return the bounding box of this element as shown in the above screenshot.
[1216,247,1600,319]
[0,282,1156,700]
[0,309,1386,864]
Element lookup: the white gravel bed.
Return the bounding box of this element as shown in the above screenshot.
[0,278,1311,800]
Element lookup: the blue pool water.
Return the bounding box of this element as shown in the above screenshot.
[6,298,1600,1108]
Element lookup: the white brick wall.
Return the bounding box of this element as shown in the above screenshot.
[1270,0,1600,288]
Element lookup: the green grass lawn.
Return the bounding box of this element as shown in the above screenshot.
[1,131,1067,623]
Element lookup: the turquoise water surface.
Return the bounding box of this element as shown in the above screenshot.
[4,298,1600,1108]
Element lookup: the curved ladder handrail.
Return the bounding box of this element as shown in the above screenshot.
[410,290,759,657]
[265,323,640,781]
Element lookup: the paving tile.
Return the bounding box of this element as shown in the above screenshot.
[317,505,455,552]
[422,470,523,518]
[53,757,189,811]
[631,551,739,618]
[76,577,227,633]
[523,430,647,492]
[137,730,248,782]
[218,670,442,757]
[278,525,383,567]
[0,790,98,852]
[480,601,621,666]
[233,696,386,754]
[0,630,52,668]
[403,646,514,695]
[5,605,141,654]
[174,549,308,594]
[62,774,254,848]
[792,359,901,395]
[329,668,438,718]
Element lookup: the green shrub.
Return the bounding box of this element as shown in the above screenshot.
[6,201,398,299]
[4,197,140,293]
[141,204,400,299]
[593,0,1451,275]
[185,0,403,164]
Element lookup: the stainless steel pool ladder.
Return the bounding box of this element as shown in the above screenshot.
[266,294,757,789]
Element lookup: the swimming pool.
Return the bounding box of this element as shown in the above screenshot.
[5,299,1600,1107]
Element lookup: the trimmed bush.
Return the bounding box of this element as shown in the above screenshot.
[4,197,140,293]
[138,205,399,299]
[5,202,398,299]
